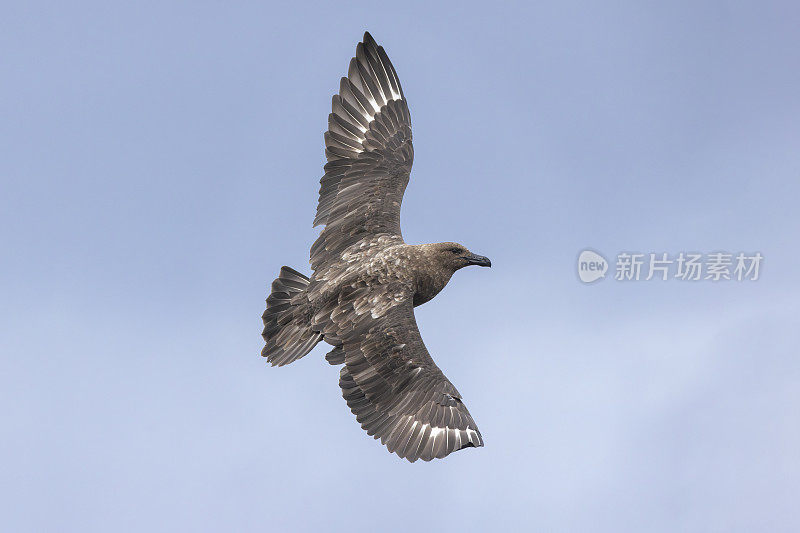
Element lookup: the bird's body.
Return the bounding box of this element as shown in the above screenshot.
[312,241,459,309]
[261,33,490,462]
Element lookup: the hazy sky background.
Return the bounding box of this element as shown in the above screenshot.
[2,2,799,531]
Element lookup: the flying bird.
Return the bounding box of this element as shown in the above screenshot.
[261,32,491,462]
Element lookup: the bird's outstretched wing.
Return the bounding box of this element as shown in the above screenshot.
[311,32,414,272]
[314,289,483,462]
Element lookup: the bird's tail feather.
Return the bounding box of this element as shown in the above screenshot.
[261,266,322,366]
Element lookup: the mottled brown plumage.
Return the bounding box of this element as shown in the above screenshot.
[261,32,490,462]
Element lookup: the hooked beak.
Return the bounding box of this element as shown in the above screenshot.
[464,253,492,267]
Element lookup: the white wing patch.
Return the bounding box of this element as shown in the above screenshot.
[346,92,403,155]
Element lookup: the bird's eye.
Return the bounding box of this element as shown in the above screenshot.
[448,247,462,254]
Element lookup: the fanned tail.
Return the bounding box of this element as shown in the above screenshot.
[261,266,322,366]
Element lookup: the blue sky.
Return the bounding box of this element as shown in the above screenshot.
[2,2,799,531]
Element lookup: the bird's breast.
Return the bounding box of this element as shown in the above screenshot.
[412,268,452,307]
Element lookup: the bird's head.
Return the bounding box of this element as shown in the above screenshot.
[430,242,492,273]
